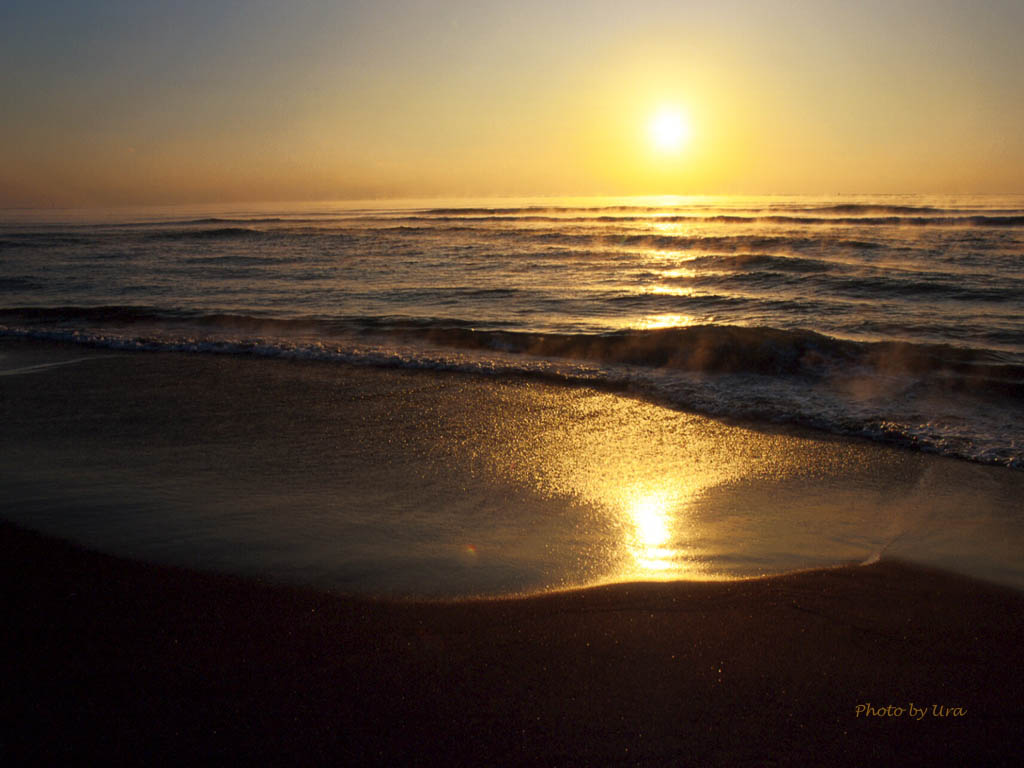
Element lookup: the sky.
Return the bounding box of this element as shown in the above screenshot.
[2,0,1023,207]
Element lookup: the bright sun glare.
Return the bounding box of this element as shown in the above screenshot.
[649,107,691,153]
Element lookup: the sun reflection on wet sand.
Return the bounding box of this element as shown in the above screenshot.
[614,482,720,580]
[423,374,1024,594]
[480,388,755,585]
[624,488,680,574]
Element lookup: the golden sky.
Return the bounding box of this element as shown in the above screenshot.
[2,0,1022,207]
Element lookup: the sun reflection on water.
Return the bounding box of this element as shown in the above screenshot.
[644,285,696,298]
[620,486,697,578]
[632,313,697,329]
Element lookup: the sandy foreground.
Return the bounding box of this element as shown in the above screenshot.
[1,521,1021,767]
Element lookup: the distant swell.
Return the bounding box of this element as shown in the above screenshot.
[144,227,262,240]
[418,204,978,216]
[435,229,887,252]
[702,214,1024,227]
[413,204,1024,224]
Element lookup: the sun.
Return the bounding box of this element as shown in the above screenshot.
[648,107,692,153]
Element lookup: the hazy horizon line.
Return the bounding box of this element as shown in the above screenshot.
[4,189,1024,212]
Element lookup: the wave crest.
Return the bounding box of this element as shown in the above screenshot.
[2,308,1021,468]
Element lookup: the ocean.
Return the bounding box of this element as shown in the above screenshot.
[2,195,1023,595]
[3,194,1022,467]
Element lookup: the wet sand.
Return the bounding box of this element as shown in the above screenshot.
[2,338,1022,764]
[1,520,1021,766]
[3,337,1023,595]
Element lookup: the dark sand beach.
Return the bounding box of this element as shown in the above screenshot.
[2,521,1022,766]
[2,339,1023,765]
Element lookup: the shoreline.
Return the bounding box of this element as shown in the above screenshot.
[3,335,1024,595]
[2,324,1021,472]
[2,520,1021,766]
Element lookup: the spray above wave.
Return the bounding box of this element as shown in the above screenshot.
[419,203,1022,216]
[377,323,1024,395]
[405,228,889,252]
[411,213,1024,227]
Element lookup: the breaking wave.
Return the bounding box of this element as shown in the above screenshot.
[2,306,1022,468]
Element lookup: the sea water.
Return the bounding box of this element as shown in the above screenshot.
[2,194,1021,467]
[1,195,1023,595]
